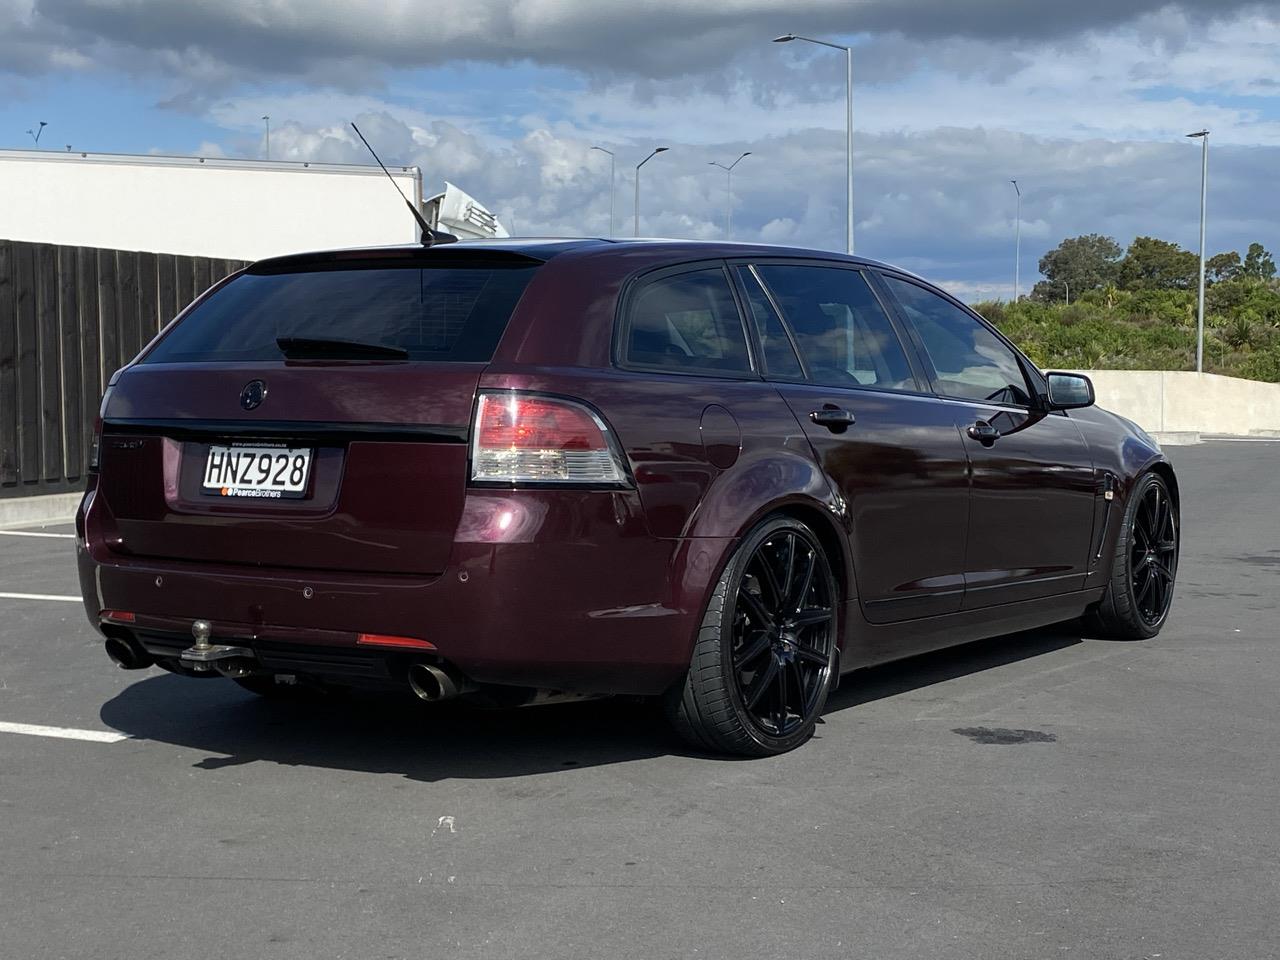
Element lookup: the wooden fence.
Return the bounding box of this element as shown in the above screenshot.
[0,239,246,499]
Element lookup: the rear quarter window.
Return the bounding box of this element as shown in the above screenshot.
[143,263,538,363]
[621,267,753,376]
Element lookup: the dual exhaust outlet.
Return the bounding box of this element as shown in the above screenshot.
[103,627,472,702]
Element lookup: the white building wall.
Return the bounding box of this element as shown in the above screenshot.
[0,150,422,262]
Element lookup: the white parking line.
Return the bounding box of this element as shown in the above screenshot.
[0,721,128,744]
[0,592,82,602]
[0,530,75,539]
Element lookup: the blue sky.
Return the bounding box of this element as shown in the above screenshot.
[3,0,1279,300]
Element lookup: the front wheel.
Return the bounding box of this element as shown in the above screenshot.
[664,516,840,757]
[1088,471,1179,640]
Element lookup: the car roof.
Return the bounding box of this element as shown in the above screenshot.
[248,237,912,276]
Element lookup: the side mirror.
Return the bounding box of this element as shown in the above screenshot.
[1044,372,1095,410]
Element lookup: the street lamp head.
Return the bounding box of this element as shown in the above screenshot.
[637,146,668,172]
[1186,129,1209,138]
[772,34,796,43]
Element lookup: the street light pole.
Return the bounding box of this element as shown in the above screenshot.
[1065,279,1070,306]
[591,146,616,236]
[1011,179,1022,302]
[634,147,669,237]
[774,34,854,255]
[262,116,271,160]
[1187,129,1210,374]
[708,152,751,240]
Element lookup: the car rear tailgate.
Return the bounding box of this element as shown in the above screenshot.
[98,361,479,576]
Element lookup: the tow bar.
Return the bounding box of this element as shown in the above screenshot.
[179,619,256,677]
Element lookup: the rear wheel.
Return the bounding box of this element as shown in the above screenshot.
[664,516,839,757]
[1088,471,1179,639]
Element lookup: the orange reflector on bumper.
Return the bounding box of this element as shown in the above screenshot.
[100,610,136,623]
[356,633,436,651]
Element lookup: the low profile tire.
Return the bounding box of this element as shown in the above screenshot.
[1088,471,1179,640]
[664,516,839,757]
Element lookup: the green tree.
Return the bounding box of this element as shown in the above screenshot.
[1206,251,1241,283]
[1241,242,1277,282]
[1032,234,1122,301]
[1207,278,1250,315]
[1118,236,1199,290]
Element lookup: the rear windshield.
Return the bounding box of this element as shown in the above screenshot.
[142,262,538,363]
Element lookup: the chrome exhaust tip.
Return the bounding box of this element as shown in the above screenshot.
[407,662,467,702]
[104,635,153,670]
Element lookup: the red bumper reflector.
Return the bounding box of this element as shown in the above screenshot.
[100,610,136,623]
[356,633,436,651]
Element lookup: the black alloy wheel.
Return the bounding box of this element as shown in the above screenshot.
[731,529,836,738]
[1089,471,1179,640]
[665,516,839,756]
[1130,478,1178,627]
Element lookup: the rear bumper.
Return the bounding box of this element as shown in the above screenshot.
[77,486,726,696]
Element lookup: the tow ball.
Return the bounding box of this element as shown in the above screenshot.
[179,619,256,677]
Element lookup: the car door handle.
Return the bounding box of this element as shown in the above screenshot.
[967,420,1000,445]
[809,406,856,433]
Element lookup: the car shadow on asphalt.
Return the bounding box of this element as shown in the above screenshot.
[99,622,1086,780]
[823,622,1084,713]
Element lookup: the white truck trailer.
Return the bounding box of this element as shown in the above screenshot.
[0,148,507,262]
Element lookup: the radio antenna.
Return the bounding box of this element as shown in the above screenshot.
[350,122,456,247]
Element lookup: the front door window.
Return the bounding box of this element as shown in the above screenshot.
[881,276,1031,406]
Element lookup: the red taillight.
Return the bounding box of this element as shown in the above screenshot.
[471,392,628,485]
[100,610,136,623]
[478,396,606,451]
[356,633,437,650]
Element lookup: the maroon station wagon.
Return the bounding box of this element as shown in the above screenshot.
[77,239,1180,756]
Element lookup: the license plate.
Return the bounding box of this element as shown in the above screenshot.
[202,444,312,498]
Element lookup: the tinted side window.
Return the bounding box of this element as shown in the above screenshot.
[882,276,1032,406]
[735,267,803,379]
[625,268,751,374]
[754,265,915,390]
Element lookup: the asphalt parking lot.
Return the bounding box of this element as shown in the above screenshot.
[1,439,1278,960]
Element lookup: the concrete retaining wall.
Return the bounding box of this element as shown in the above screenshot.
[0,491,82,529]
[1078,371,1280,437]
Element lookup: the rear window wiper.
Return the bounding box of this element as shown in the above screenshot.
[275,337,409,360]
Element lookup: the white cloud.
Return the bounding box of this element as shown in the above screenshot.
[3,0,1270,88]
[550,12,1280,148]
[246,110,1280,301]
[4,0,1277,300]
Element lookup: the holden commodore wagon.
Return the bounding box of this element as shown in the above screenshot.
[77,239,1179,756]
